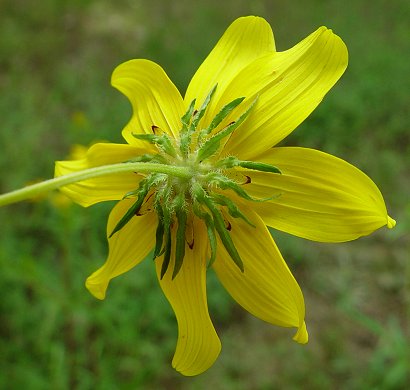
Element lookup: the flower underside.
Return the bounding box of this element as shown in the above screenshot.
[111,85,281,279]
[0,14,398,378]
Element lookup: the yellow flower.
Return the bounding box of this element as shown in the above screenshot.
[55,16,395,375]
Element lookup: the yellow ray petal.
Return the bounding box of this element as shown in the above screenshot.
[156,219,221,376]
[246,147,395,242]
[213,209,307,343]
[222,27,348,159]
[86,199,157,299]
[111,59,185,143]
[184,16,275,128]
[55,143,145,207]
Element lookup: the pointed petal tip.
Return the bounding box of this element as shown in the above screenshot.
[293,321,308,344]
[387,216,396,229]
[236,15,269,24]
[85,276,108,300]
[316,26,348,65]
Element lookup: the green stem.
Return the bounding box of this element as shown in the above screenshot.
[0,162,191,207]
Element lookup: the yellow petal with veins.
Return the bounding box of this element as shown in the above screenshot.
[112,59,185,143]
[156,219,221,376]
[86,199,156,299]
[247,147,395,242]
[222,27,348,159]
[213,209,307,344]
[185,16,275,128]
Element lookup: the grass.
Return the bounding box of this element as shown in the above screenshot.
[0,0,409,389]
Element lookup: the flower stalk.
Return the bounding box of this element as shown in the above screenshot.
[0,162,192,207]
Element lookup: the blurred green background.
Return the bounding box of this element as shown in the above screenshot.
[0,0,409,389]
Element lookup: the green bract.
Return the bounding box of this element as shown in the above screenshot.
[109,86,281,279]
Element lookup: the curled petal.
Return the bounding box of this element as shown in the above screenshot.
[247,147,396,242]
[213,209,307,344]
[111,59,185,143]
[86,199,156,299]
[223,27,348,159]
[185,16,275,127]
[55,143,145,207]
[156,219,221,376]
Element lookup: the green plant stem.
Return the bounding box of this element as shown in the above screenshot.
[0,162,192,207]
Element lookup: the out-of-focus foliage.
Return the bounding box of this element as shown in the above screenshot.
[0,0,409,389]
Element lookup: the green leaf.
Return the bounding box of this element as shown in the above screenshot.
[131,133,157,143]
[180,85,217,158]
[124,153,167,164]
[193,202,217,268]
[204,216,217,268]
[192,183,243,272]
[207,173,277,202]
[205,96,245,135]
[110,174,168,237]
[211,193,255,227]
[208,202,243,272]
[160,225,172,279]
[181,98,196,128]
[122,173,166,200]
[133,133,177,158]
[153,206,164,258]
[109,187,148,238]
[172,207,187,279]
[215,156,240,169]
[238,160,281,174]
[196,96,258,162]
[196,136,221,162]
[122,188,141,199]
[158,187,173,278]
[206,173,253,201]
[156,135,177,158]
[190,84,217,130]
[215,156,281,174]
[179,99,197,157]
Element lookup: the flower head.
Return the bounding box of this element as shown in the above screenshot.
[55,16,395,375]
